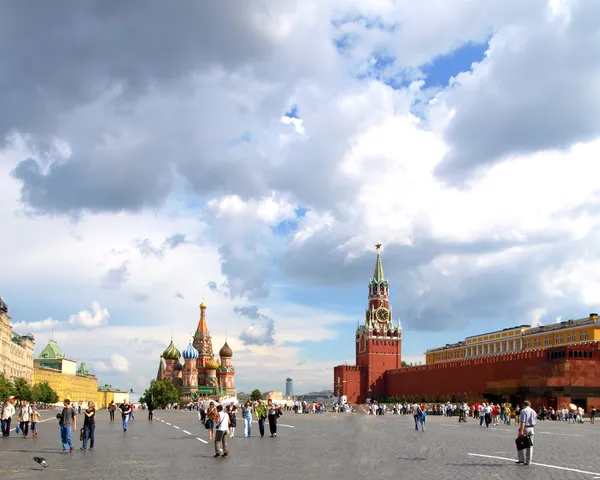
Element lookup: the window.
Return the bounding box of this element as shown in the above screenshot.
[544,336,552,346]
[580,331,589,341]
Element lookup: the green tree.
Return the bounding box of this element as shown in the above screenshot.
[139,380,180,408]
[0,374,14,402]
[250,389,263,401]
[13,378,33,402]
[401,361,408,368]
[32,382,59,404]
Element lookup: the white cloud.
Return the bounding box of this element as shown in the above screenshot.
[110,354,129,373]
[68,301,109,328]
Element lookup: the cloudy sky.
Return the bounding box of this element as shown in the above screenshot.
[2,0,600,395]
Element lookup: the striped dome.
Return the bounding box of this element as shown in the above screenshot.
[162,338,181,360]
[182,342,199,360]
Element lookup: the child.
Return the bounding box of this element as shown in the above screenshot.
[31,408,41,438]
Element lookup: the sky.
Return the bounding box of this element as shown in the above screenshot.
[1,0,600,396]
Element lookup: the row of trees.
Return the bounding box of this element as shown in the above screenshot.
[0,374,59,404]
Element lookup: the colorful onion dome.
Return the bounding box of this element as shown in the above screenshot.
[200,298,207,309]
[219,340,233,358]
[162,338,181,360]
[205,358,220,370]
[182,342,199,360]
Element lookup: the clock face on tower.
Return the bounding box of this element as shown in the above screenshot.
[376,307,390,323]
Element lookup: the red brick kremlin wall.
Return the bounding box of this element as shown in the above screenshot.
[385,343,600,409]
[335,343,600,408]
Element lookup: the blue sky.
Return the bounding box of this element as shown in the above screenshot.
[2,1,600,396]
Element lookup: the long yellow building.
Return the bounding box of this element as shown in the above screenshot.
[0,297,35,384]
[33,339,98,403]
[426,313,599,364]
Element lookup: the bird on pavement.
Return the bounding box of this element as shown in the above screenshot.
[33,457,49,468]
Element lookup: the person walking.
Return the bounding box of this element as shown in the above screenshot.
[242,402,253,437]
[18,400,32,438]
[1,399,15,437]
[267,399,281,437]
[412,403,422,431]
[58,399,77,454]
[516,400,537,466]
[227,405,236,438]
[147,401,154,421]
[119,402,131,432]
[255,400,267,437]
[214,405,230,457]
[30,408,41,438]
[108,401,116,422]
[205,402,217,441]
[81,401,96,450]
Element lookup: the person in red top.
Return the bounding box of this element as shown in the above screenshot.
[492,404,500,426]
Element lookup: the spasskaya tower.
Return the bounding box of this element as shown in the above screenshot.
[334,244,402,403]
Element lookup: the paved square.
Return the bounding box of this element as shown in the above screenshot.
[1,410,599,479]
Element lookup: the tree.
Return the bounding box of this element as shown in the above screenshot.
[401,361,408,368]
[13,378,33,402]
[250,389,263,401]
[139,380,180,408]
[0,374,14,402]
[32,382,59,404]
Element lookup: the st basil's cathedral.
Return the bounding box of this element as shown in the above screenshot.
[157,299,235,401]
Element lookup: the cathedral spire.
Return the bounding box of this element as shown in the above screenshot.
[372,243,385,283]
[196,299,210,336]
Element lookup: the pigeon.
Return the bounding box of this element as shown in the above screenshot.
[33,456,48,468]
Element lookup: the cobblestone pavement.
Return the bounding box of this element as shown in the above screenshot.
[1,410,600,479]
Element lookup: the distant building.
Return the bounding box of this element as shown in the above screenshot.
[286,377,293,397]
[0,297,35,384]
[33,339,98,404]
[97,384,130,409]
[301,390,334,404]
[263,391,283,401]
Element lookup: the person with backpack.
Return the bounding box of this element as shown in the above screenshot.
[57,399,77,454]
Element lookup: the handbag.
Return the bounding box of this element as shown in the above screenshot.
[79,428,84,441]
[515,435,532,451]
[15,423,20,435]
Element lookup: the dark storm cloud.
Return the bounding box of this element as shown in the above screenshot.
[235,305,276,345]
[0,1,279,140]
[435,0,600,183]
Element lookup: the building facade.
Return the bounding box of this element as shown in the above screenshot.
[0,297,35,384]
[97,384,130,409]
[334,246,600,410]
[33,339,99,403]
[157,300,235,402]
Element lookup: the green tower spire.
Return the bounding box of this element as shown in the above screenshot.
[372,243,385,283]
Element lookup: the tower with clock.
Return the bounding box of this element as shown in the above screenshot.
[355,243,402,400]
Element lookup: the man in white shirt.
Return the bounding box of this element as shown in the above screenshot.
[517,400,537,465]
[1,400,15,437]
[19,400,33,438]
[214,405,230,457]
